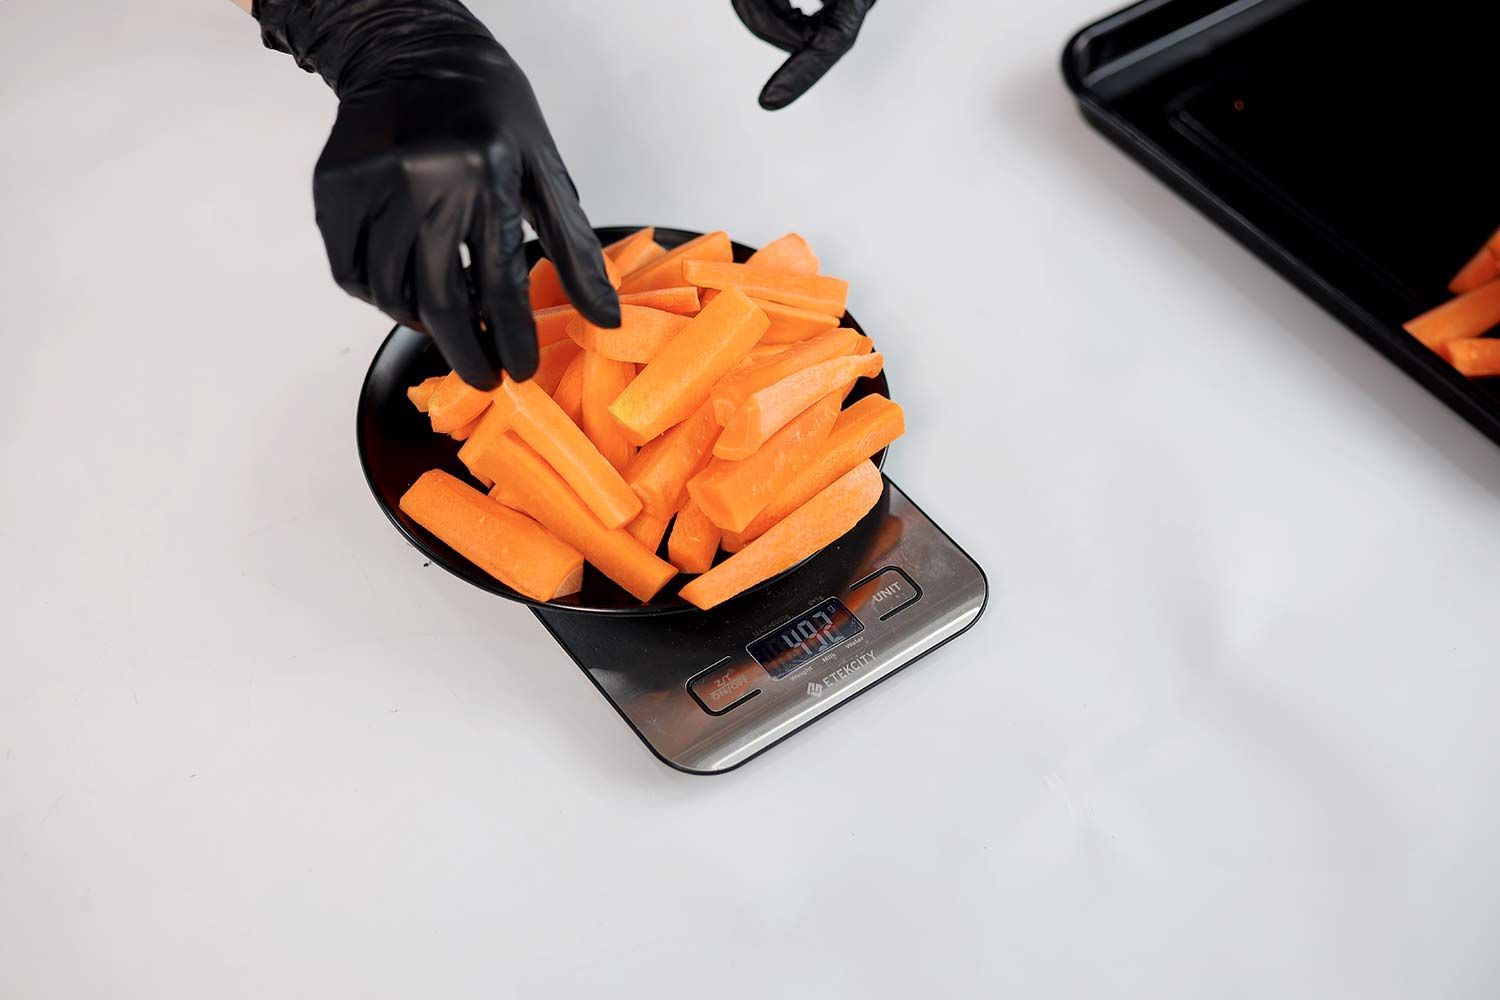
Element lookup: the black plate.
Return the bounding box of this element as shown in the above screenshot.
[1064,0,1500,448]
[357,227,891,616]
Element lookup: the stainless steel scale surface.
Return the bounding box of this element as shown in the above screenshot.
[534,477,987,774]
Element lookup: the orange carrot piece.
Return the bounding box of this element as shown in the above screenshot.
[624,399,722,518]
[683,260,848,317]
[625,511,670,554]
[714,353,884,460]
[399,470,584,601]
[552,352,586,426]
[450,412,486,440]
[688,393,840,532]
[709,329,862,424]
[608,286,769,445]
[407,375,444,413]
[581,352,638,474]
[567,305,692,363]
[428,371,493,434]
[755,298,843,343]
[481,433,676,602]
[533,305,580,347]
[618,230,733,294]
[747,343,795,362]
[1405,280,1500,349]
[531,339,582,395]
[456,390,517,480]
[679,461,884,610]
[1449,228,1500,295]
[733,394,905,545]
[534,287,701,348]
[529,250,622,311]
[841,334,876,400]
[604,227,666,274]
[499,377,641,529]
[746,232,819,275]
[668,500,723,574]
[1440,338,1500,378]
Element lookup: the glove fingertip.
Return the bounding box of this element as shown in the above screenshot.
[577,287,621,329]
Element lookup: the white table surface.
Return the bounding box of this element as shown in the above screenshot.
[5,1,1500,997]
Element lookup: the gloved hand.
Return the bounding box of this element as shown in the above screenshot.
[255,0,619,388]
[731,0,876,110]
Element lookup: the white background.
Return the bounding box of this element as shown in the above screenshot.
[5,1,1500,997]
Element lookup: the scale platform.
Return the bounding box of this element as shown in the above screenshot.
[534,477,987,774]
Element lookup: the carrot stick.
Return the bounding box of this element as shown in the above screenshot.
[456,389,518,481]
[481,433,677,602]
[602,227,660,271]
[714,352,884,460]
[624,399,722,518]
[407,375,444,413]
[618,230,733,294]
[449,412,486,440]
[499,377,641,529]
[399,469,584,601]
[531,339,582,395]
[683,260,848,317]
[529,249,622,311]
[688,393,840,532]
[552,352,586,426]
[581,352,638,474]
[667,500,722,574]
[1449,228,1500,295]
[755,298,843,343]
[732,394,905,545]
[709,329,862,424]
[625,511,671,554]
[1440,338,1500,378]
[608,286,769,445]
[427,371,493,434]
[567,305,692,363]
[1405,280,1500,350]
[535,287,701,348]
[747,343,795,362]
[533,305,581,347]
[746,233,819,275]
[679,461,884,610]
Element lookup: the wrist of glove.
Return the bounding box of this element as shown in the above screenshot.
[254,0,618,389]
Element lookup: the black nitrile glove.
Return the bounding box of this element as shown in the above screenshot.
[256,0,619,388]
[732,0,875,110]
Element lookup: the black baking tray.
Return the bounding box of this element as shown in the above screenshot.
[1063,0,1500,447]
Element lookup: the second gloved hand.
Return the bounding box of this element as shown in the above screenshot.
[732,0,876,110]
[256,0,619,388]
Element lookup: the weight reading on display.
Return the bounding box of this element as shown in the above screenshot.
[747,598,864,679]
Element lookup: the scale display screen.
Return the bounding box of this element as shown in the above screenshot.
[747,597,864,679]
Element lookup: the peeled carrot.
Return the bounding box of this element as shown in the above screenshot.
[732,394,905,546]
[603,227,664,275]
[688,393,840,532]
[626,511,670,554]
[552,352,586,426]
[581,352,638,474]
[456,389,516,479]
[709,328,862,424]
[428,371,493,434]
[683,260,848,317]
[625,399,722,518]
[714,352,884,460]
[746,232,819,275]
[407,375,444,413]
[450,413,486,440]
[481,433,676,602]
[535,287,702,349]
[499,377,641,529]
[532,339,583,395]
[534,305,580,347]
[756,299,843,344]
[1440,338,1500,378]
[1449,228,1500,295]
[618,231,733,294]
[747,343,795,362]
[529,249,622,311]
[667,500,722,574]
[608,286,769,445]
[399,470,584,601]
[679,461,884,610]
[567,305,692,363]
[1405,280,1500,350]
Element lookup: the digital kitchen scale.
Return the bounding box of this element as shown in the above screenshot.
[357,227,988,774]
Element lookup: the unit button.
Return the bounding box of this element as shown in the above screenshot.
[688,658,765,716]
[847,566,922,621]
